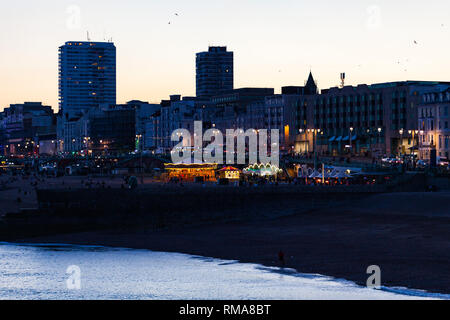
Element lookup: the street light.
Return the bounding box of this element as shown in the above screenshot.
[311,129,320,170]
[349,127,354,154]
[399,129,404,156]
[377,128,382,156]
[135,134,144,184]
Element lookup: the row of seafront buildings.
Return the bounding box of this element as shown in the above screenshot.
[1,41,450,161]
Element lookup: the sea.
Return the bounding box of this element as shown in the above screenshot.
[0,243,448,300]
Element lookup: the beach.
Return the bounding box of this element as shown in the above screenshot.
[15,191,450,295]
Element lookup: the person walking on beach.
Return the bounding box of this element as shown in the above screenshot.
[278,250,285,267]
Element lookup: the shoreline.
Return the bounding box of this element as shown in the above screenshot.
[15,191,450,295]
[2,241,449,300]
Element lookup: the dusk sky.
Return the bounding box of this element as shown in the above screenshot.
[1,0,449,111]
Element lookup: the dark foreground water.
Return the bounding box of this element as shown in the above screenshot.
[0,243,448,300]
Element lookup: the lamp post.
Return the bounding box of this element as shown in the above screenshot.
[305,128,320,169]
[83,137,90,156]
[299,129,304,155]
[377,127,382,156]
[414,130,419,159]
[399,129,404,157]
[408,130,419,161]
[419,130,424,160]
[72,138,76,156]
[309,129,320,170]
[136,134,144,184]
[315,129,321,170]
[349,127,354,155]
[307,129,311,157]
[408,130,413,156]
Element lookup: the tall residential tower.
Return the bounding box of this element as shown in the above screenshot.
[196,46,233,98]
[58,41,116,118]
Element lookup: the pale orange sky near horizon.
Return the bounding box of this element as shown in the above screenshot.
[0,0,449,112]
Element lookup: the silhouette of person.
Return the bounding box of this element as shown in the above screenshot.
[278,250,285,267]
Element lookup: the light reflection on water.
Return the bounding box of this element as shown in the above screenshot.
[0,243,447,300]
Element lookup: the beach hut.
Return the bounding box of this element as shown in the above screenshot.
[219,166,241,180]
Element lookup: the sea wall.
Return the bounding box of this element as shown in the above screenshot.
[0,172,430,240]
[0,185,384,240]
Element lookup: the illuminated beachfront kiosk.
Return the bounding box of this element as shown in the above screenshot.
[164,163,218,182]
[218,166,241,181]
[243,163,283,179]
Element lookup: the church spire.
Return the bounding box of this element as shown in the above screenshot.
[305,71,318,95]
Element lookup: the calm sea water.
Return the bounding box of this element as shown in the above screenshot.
[0,243,447,300]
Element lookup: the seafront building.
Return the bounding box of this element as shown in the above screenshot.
[292,80,450,157]
[0,113,5,155]
[60,103,137,156]
[157,95,208,153]
[210,88,275,134]
[58,41,116,153]
[88,105,136,155]
[1,102,56,156]
[196,46,234,98]
[58,41,116,117]
[265,73,319,153]
[418,88,450,160]
[129,100,161,151]
[143,75,450,160]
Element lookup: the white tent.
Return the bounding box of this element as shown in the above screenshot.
[333,171,352,179]
[308,170,322,179]
[326,170,338,178]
